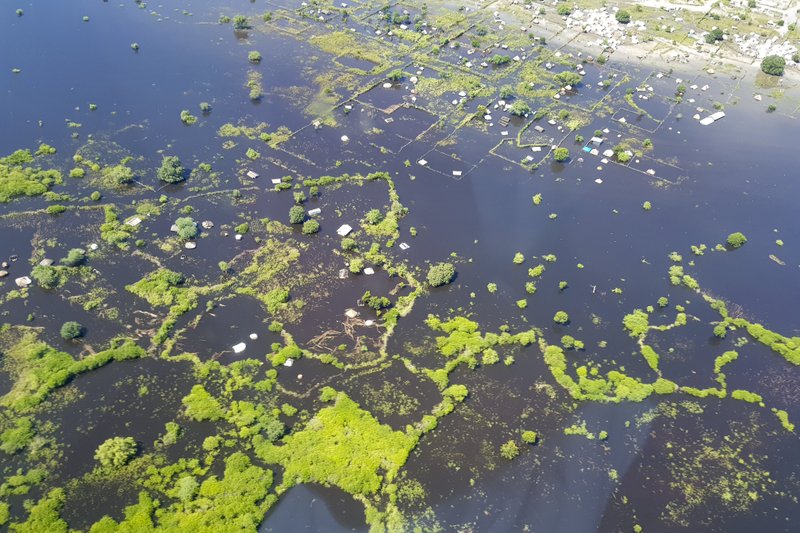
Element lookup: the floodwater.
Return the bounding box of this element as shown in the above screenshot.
[1,1,799,532]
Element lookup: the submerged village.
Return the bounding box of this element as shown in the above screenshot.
[1,1,800,532]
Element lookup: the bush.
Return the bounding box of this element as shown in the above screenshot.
[553,311,569,324]
[427,262,455,287]
[341,238,356,251]
[615,10,631,24]
[726,232,747,248]
[556,5,572,16]
[158,155,185,183]
[521,430,538,444]
[364,209,383,225]
[289,205,305,224]
[175,217,198,239]
[90,191,102,201]
[103,164,134,186]
[60,321,83,340]
[94,436,137,468]
[761,55,786,76]
[553,147,569,162]
[302,219,320,235]
[349,258,364,274]
[234,223,249,235]
[46,205,67,215]
[248,50,261,63]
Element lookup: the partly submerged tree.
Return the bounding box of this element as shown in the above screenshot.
[157,156,185,184]
[427,262,456,287]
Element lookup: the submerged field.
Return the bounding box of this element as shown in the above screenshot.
[1,1,799,531]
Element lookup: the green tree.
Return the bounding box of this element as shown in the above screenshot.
[248,51,261,63]
[705,28,724,43]
[302,219,320,235]
[554,71,582,87]
[102,164,134,186]
[553,147,569,162]
[175,217,198,239]
[553,311,569,324]
[94,436,138,468]
[60,248,86,267]
[233,15,249,30]
[157,156,185,183]
[509,100,531,116]
[60,321,83,340]
[31,265,59,289]
[615,10,631,24]
[427,262,456,287]
[289,205,305,224]
[500,439,519,459]
[761,55,786,76]
[726,232,747,248]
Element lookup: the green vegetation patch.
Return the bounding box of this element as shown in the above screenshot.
[256,391,415,495]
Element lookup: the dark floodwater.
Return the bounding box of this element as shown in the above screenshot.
[1,1,799,532]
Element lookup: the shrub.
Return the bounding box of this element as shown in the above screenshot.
[726,232,747,248]
[616,10,631,24]
[341,238,356,251]
[69,167,85,178]
[157,156,185,183]
[387,69,403,81]
[557,5,572,16]
[761,55,785,76]
[289,205,305,224]
[554,71,582,87]
[199,102,212,113]
[521,430,538,444]
[553,147,569,162]
[302,219,320,235]
[248,51,262,63]
[642,201,652,210]
[46,205,67,215]
[234,223,249,235]
[427,262,455,287]
[180,110,197,125]
[553,311,569,324]
[94,436,137,468]
[90,191,101,201]
[60,321,83,340]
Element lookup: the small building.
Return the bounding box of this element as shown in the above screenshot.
[344,308,359,318]
[417,159,428,166]
[363,267,375,275]
[399,242,410,250]
[452,170,462,177]
[184,242,196,249]
[533,125,545,133]
[125,216,142,227]
[589,136,604,146]
[38,259,54,267]
[15,276,32,288]
[232,342,246,354]
[338,268,348,279]
[337,224,353,237]
[307,208,321,216]
[246,170,259,179]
